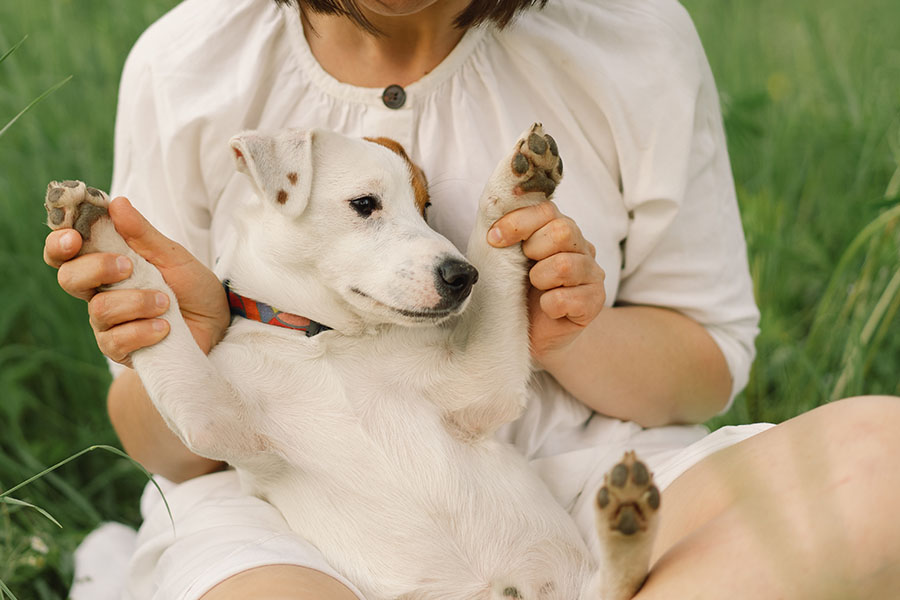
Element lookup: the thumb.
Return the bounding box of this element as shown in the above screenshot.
[107,196,193,269]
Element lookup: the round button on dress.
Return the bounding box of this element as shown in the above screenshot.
[381,84,406,109]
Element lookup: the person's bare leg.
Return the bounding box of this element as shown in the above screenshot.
[633,395,900,599]
[200,565,359,600]
[199,397,900,599]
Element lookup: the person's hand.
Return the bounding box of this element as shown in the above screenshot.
[43,196,230,367]
[487,201,606,366]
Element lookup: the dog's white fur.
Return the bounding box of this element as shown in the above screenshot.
[52,126,657,599]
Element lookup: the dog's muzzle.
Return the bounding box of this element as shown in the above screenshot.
[434,258,478,307]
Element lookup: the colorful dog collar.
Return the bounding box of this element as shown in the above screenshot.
[223,280,331,337]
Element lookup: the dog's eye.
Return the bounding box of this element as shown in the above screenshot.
[349,195,381,218]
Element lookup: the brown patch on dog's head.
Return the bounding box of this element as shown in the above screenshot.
[364,137,431,218]
[287,172,298,185]
[277,189,288,204]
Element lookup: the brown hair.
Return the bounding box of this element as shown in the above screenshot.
[272,0,547,33]
[364,137,431,217]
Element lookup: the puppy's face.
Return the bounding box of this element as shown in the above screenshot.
[230,129,477,327]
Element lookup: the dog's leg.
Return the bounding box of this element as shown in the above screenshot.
[45,181,256,463]
[432,124,562,438]
[585,452,660,600]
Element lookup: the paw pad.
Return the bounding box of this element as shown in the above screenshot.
[527,132,548,156]
[596,451,660,537]
[512,153,529,175]
[509,123,563,197]
[45,180,110,240]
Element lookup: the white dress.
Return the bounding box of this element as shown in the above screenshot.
[77,0,771,598]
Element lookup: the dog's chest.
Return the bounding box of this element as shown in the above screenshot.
[212,325,467,481]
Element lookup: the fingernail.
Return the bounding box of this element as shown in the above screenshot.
[152,320,167,332]
[116,256,131,274]
[488,227,503,245]
[60,231,77,253]
[155,293,169,308]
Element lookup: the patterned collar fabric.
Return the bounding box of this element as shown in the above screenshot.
[222,280,331,337]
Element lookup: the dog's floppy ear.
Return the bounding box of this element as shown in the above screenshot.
[229,129,314,217]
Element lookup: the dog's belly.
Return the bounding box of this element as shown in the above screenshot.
[251,433,593,600]
[213,330,593,599]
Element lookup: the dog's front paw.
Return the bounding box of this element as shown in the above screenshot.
[45,180,110,242]
[596,451,660,537]
[482,123,563,221]
[510,123,562,197]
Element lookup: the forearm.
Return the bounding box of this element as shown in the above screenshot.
[107,369,225,482]
[537,305,732,427]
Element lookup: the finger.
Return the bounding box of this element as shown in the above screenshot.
[529,253,605,291]
[521,216,593,261]
[487,201,560,247]
[537,283,606,325]
[56,253,133,302]
[88,289,170,332]
[108,197,195,269]
[95,318,170,365]
[43,229,83,268]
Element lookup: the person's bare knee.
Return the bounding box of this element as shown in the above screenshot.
[808,395,900,586]
[817,395,900,439]
[200,565,358,600]
[645,396,900,597]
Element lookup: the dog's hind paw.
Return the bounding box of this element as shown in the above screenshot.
[589,452,659,600]
[45,180,110,241]
[596,451,660,537]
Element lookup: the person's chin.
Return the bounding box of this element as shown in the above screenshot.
[359,0,442,18]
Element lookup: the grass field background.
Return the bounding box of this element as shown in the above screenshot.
[1,0,898,596]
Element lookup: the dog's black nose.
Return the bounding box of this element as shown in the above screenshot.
[435,258,478,304]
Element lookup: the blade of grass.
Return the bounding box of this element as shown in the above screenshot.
[859,265,900,346]
[0,75,72,139]
[0,577,19,600]
[864,272,900,373]
[807,203,900,349]
[886,172,900,199]
[10,445,103,524]
[0,445,174,535]
[832,265,900,401]
[0,498,62,529]
[0,36,27,65]
[887,127,900,199]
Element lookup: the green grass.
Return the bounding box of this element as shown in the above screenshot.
[0,2,180,596]
[685,0,900,427]
[0,0,898,596]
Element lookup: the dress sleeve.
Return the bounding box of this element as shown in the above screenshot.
[105,40,218,380]
[613,6,759,410]
[110,48,215,268]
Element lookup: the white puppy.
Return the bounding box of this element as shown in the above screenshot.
[46,124,659,600]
